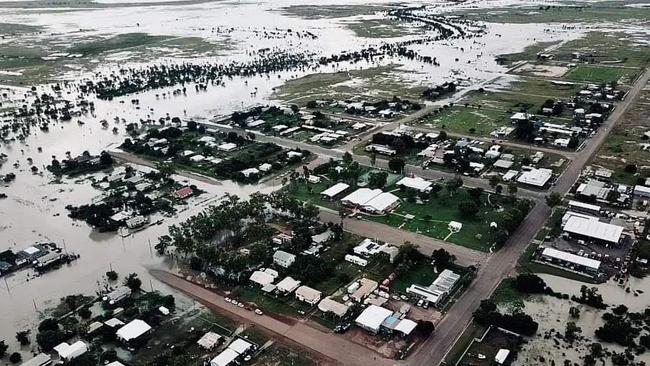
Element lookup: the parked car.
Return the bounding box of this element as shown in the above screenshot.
[255,309,263,315]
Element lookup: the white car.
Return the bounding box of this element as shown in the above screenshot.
[238,303,245,308]
[224,297,231,303]
[231,300,238,306]
[255,309,263,315]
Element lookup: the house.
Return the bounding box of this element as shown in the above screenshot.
[342,188,382,207]
[493,159,513,170]
[355,305,393,333]
[126,216,148,229]
[540,247,600,275]
[510,112,532,122]
[102,286,131,305]
[240,168,260,178]
[350,278,378,302]
[197,332,222,350]
[307,175,321,184]
[320,182,349,199]
[517,168,553,187]
[20,353,52,366]
[54,341,88,361]
[209,338,255,366]
[318,297,349,317]
[362,192,400,214]
[117,319,152,343]
[396,176,432,192]
[173,186,194,199]
[276,276,301,293]
[563,216,624,246]
[295,285,321,305]
[104,318,125,329]
[273,250,296,268]
[249,269,278,287]
[577,179,611,200]
[217,143,238,152]
[258,163,272,172]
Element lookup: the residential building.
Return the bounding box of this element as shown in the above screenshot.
[117,319,152,343]
[273,250,296,268]
[295,285,321,305]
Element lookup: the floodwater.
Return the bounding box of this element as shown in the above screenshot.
[513,274,650,366]
[0,0,638,355]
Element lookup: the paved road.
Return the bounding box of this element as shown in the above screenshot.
[407,68,650,366]
[151,270,395,366]
[319,210,488,267]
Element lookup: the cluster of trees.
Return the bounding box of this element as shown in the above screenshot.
[595,305,650,348]
[371,132,425,154]
[473,299,539,336]
[422,82,457,100]
[513,273,547,294]
[158,193,320,280]
[48,150,113,176]
[571,285,607,309]
[488,199,533,247]
[0,340,22,363]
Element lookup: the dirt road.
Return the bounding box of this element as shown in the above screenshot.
[151,270,396,366]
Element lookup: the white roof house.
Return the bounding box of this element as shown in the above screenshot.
[362,192,400,214]
[318,297,349,317]
[495,349,510,365]
[217,142,237,151]
[396,176,432,192]
[563,216,623,244]
[350,278,379,302]
[276,276,301,293]
[117,319,152,342]
[240,167,260,177]
[541,248,601,271]
[106,362,125,366]
[321,182,348,200]
[517,168,553,187]
[341,188,382,207]
[273,250,296,268]
[210,348,239,366]
[104,318,125,328]
[250,269,277,287]
[228,338,253,354]
[295,285,321,305]
[54,341,87,360]
[407,284,446,305]
[355,305,394,333]
[493,159,514,170]
[197,331,222,350]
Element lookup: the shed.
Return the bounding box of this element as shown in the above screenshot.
[210,348,239,366]
[320,182,350,199]
[355,305,393,333]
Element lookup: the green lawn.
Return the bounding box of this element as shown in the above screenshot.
[365,189,513,252]
[423,106,510,137]
[392,261,438,293]
[564,64,638,83]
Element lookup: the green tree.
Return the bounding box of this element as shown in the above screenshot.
[124,273,142,292]
[15,331,30,346]
[368,171,388,188]
[155,161,176,180]
[9,352,21,363]
[545,192,563,208]
[0,341,7,358]
[507,182,518,196]
[489,175,501,189]
[388,158,405,173]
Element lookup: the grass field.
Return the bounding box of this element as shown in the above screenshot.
[564,64,638,83]
[345,18,423,38]
[391,261,438,293]
[422,106,509,137]
[365,189,515,252]
[273,64,425,105]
